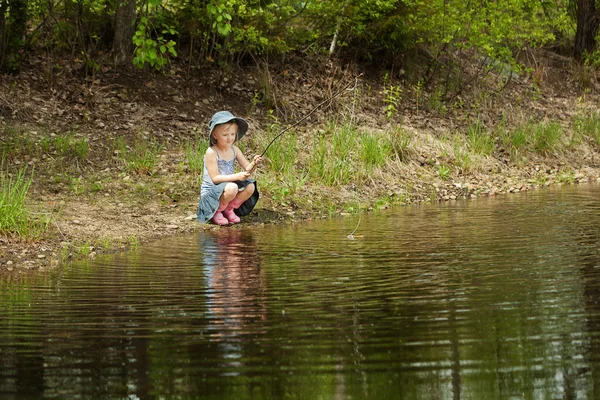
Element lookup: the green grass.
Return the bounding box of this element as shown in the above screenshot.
[573,111,600,147]
[184,136,208,173]
[40,132,89,159]
[263,129,298,176]
[438,164,451,180]
[308,123,358,186]
[453,137,472,172]
[467,120,495,155]
[501,123,529,160]
[261,172,308,208]
[53,173,105,195]
[557,170,576,184]
[389,127,412,161]
[532,121,564,154]
[260,128,308,208]
[115,136,163,175]
[127,234,140,250]
[361,130,390,172]
[1,127,36,158]
[0,166,49,238]
[501,120,565,158]
[2,127,90,162]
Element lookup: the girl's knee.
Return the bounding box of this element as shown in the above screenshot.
[223,183,238,199]
[246,183,255,195]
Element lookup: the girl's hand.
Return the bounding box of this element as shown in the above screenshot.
[246,155,263,173]
[236,171,251,181]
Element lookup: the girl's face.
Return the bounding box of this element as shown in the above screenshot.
[212,123,238,147]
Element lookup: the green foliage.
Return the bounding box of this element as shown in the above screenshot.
[261,172,307,208]
[207,1,232,36]
[573,49,600,89]
[438,164,451,180]
[403,0,562,65]
[382,72,402,118]
[428,89,446,114]
[16,0,573,78]
[258,112,309,208]
[133,17,178,71]
[0,166,30,235]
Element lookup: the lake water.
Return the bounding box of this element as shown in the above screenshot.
[1,184,600,399]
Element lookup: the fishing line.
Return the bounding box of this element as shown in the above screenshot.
[346,73,363,239]
[346,202,361,239]
[255,74,362,162]
[249,73,365,239]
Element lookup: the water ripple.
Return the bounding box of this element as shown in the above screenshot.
[1,184,600,399]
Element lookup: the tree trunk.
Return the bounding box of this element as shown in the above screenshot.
[0,2,7,69]
[113,0,137,66]
[329,0,349,57]
[0,0,27,71]
[574,0,600,60]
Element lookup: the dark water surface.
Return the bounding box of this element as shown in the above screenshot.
[2,184,600,399]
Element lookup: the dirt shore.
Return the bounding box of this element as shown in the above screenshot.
[2,56,600,274]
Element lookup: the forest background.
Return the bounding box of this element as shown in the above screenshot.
[2,0,600,272]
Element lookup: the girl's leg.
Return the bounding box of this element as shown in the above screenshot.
[223,183,255,224]
[219,183,239,204]
[211,202,229,225]
[212,183,238,225]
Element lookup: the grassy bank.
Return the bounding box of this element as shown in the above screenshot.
[1,61,600,272]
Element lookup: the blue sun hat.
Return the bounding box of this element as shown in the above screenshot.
[208,111,249,142]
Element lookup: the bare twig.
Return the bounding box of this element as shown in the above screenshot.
[53,222,67,241]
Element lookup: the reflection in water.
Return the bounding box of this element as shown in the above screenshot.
[201,229,266,374]
[0,184,600,399]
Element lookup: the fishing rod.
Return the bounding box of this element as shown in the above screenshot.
[249,74,362,172]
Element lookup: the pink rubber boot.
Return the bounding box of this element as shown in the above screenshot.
[222,198,244,224]
[211,202,229,225]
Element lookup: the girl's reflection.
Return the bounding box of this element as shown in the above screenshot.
[200,229,266,373]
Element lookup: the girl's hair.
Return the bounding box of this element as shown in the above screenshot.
[210,122,238,146]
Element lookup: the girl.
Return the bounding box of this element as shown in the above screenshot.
[197,111,262,225]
